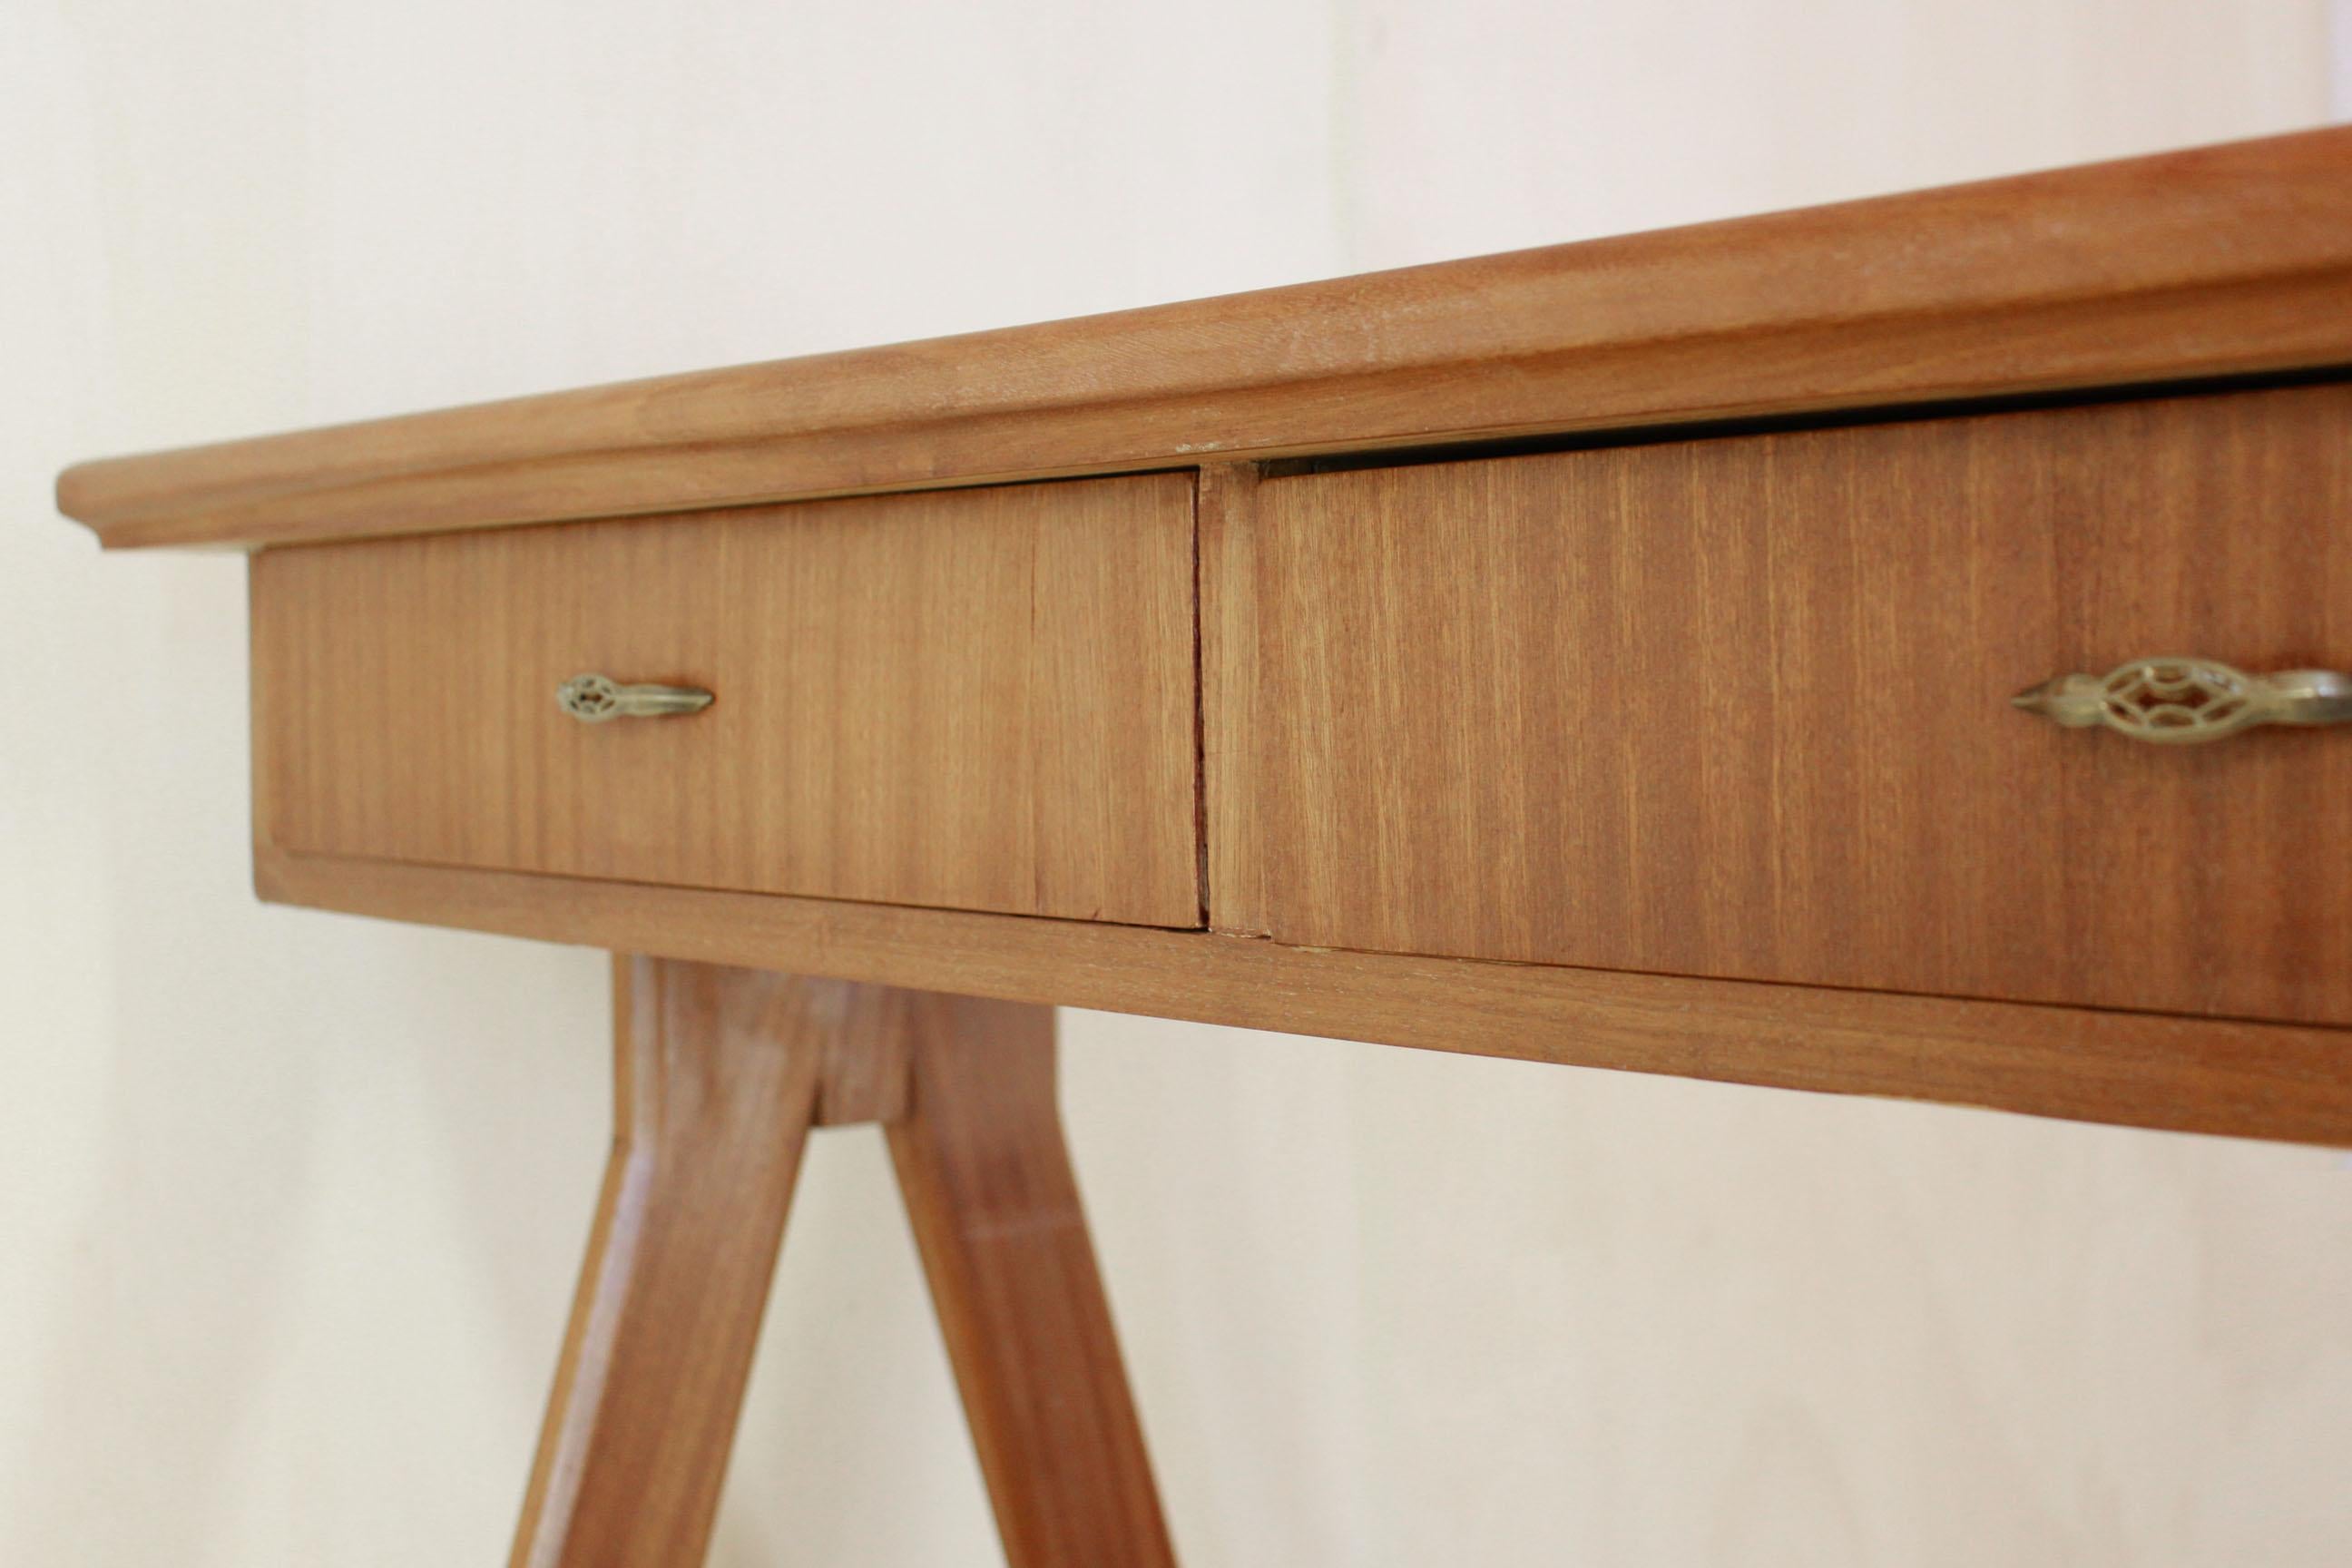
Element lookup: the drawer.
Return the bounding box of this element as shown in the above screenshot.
[252,474,1201,926]
[1247,384,2352,1024]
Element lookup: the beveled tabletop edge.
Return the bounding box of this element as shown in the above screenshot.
[59,124,2352,551]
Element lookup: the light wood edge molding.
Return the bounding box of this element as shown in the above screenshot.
[254,848,2352,1150]
[1198,462,1266,936]
[62,127,2352,551]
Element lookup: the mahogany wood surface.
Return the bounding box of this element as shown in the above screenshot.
[59,129,2352,552]
[1243,382,2352,1027]
[58,125,2352,1155]
[250,474,1200,927]
[511,957,828,1568]
[514,960,1171,1568]
[1198,463,1268,937]
[54,112,2352,1568]
[886,995,1176,1568]
[257,848,2352,1148]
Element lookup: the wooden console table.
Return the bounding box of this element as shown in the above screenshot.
[57,127,2352,1565]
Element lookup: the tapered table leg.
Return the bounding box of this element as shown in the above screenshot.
[887,995,1177,1568]
[511,961,1172,1568]
[509,957,829,1568]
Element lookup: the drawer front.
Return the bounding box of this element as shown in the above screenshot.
[254,474,1200,926]
[1250,384,2352,1024]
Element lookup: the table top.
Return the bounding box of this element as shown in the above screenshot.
[57,125,2352,553]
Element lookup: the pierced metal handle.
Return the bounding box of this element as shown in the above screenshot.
[557,672,714,723]
[2012,657,2352,745]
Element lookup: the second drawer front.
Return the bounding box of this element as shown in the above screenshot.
[254,473,1201,927]
[1250,384,2352,1024]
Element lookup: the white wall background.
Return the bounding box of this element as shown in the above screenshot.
[6,3,2350,1563]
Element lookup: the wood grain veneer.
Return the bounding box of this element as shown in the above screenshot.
[250,474,1200,927]
[1241,382,2352,1026]
[886,993,1175,1567]
[512,958,830,1568]
[514,959,1172,1567]
[1199,463,1269,936]
[60,128,2352,551]
[60,113,2352,1568]
[257,848,2352,1148]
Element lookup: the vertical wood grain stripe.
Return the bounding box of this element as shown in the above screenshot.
[250,474,1202,927]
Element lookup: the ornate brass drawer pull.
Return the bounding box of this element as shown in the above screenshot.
[2012,657,2352,744]
[556,672,714,723]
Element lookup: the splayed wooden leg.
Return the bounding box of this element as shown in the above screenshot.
[510,959,1173,1567]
